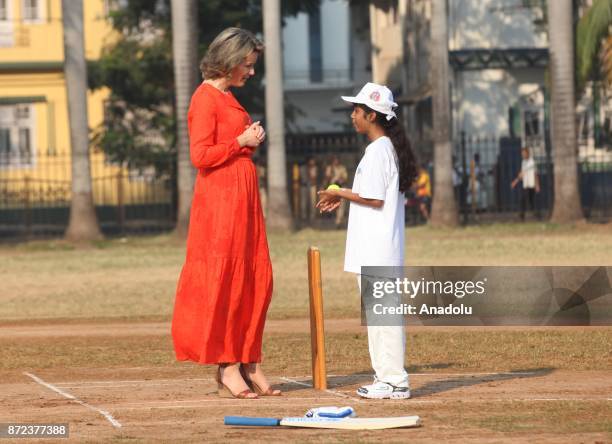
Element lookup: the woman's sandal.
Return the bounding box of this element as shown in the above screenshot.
[240,365,282,396]
[216,366,258,399]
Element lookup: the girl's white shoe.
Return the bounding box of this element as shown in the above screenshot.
[356,381,411,399]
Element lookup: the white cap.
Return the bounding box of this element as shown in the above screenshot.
[341,82,398,121]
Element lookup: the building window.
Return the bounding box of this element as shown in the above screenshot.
[0,128,10,154]
[0,104,35,167]
[0,0,7,21]
[15,105,29,119]
[18,128,31,158]
[22,0,43,22]
[0,0,13,48]
[523,110,540,137]
[23,0,38,20]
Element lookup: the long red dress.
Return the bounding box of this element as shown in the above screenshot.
[171,82,273,364]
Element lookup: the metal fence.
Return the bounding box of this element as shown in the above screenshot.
[0,151,175,238]
[282,132,365,228]
[450,133,612,224]
[1,132,610,239]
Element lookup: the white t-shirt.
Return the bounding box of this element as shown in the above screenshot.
[521,157,536,189]
[344,136,405,274]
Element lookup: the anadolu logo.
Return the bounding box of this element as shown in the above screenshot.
[369,91,381,102]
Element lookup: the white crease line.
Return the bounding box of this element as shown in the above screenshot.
[154,397,329,404]
[327,372,540,377]
[109,401,335,411]
[53,376,319,389]
[411,372,539,376]
[408,398,611,404]
[52,373,544,390]
[49,372,541,387]
[280,377,363,402]
[328,397,610,404]
[279,378,311,388]
[527,398,612,402]
[23,372,122,429]
[105,397,333,407]
[55,381,215,389]
[52,377,213,386]
[57,383,204,389]
[281,372,540,378]
[103,397,612,411]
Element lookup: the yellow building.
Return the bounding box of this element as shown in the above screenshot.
[0,0,172,233]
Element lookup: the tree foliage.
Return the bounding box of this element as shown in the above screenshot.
[89,0,319,169]
[576,0,612,90]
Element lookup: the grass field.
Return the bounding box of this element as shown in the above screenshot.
[0,222,611,442]
[2,222,611,322]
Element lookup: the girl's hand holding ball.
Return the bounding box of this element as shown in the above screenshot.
[316,184,342,213]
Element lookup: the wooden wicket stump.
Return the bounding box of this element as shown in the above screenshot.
[307,246,327,390]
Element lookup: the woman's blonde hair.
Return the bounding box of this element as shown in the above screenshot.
[200,27,264,79]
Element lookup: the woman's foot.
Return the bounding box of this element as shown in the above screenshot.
[241,363,281,396]
[217,364,258,399]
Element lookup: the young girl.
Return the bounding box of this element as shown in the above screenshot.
[317,82,418,399]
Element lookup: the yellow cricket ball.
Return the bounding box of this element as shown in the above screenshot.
[327,184,341,191]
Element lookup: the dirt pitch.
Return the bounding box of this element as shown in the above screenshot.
[1,226,611,442]
[1,320,611,443]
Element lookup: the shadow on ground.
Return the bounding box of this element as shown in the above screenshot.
[274,367,555,398]
[411,367,554,398]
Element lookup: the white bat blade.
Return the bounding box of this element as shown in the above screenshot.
[279,416,421,430]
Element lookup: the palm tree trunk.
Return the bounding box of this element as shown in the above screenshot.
[548,0,584,223]
[62,0,102,241]
[263,0,293,230]
[171,0,199,239]
[430,0,458,227]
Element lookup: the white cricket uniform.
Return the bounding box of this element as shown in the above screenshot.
[521,157,536,189]
[344,136,405,273]
[345,135,409,388]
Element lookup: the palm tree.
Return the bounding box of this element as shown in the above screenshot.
[171,0,199,238]
[62,0,102,241]
[577,0,612,89]
[548,0,584,223]
[429,0,458,226]
[263,0,293,229]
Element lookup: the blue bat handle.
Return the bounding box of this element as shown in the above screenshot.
[224,416,281,427]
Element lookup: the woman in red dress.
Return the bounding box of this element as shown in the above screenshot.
[172,28,279,399]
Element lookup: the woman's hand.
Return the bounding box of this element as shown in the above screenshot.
[253,123,265,142]
[238,121,266,148]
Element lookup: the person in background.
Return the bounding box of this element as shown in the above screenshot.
[511,147,540,220]
[452,155,464,208]
[307,157,319,220]
[468,152,487,211]
[255,157,267,219]
[414,165,431,221]
[325,155,349,227]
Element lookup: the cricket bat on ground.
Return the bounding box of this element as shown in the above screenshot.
[224,415,421,430]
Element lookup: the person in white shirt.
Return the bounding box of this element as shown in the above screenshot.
[511,147,540,220]
[316,83,418,399]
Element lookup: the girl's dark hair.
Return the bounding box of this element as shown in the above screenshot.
[356,104,419,193]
